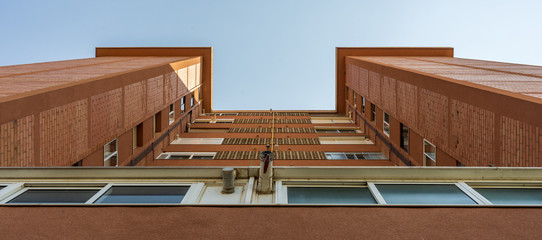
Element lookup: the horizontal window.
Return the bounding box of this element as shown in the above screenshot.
[194,119,234,124]
[156,152,216,160]
[94,186,189,204]
[376,184,476,205]
[189,128,229,133]
[325,152,386,160]
[469,185,542,205]
[7,188,100,204]
[311,118,353,124]
[319,136,372,145]
[288,187,376,204]
[171,138,224,145]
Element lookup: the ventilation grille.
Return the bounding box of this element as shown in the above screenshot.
[214,151,260,160]
[274,151,326,160]
[221,138,320,145]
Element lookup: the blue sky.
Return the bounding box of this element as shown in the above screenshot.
[1,0,541,110]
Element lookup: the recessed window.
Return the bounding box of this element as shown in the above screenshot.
[345,86,349,101]
[104,139,118,167]
[370,104,376,124]
[376,184,476,205]
[424,139,436,166]
[191,94,195,107]
[400,123,409,153]
[169,103,175,125]
[194,119,234,124]
[7,189,99,204]
[172,138,224,145]
[156,152,216,160]
[288,187,376,204]
[383,112,390,136]
[181,96,186,114]
[353,93,357,109]
[472,187,542,205]
[189,128,229,133]
[315,129,358,134]
[325,152,386,160]
[362,97,365,114]
[94,186,189,204]
[311,117,353,124]
[154,112,161,133]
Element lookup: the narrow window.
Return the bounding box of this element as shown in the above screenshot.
[7,188,100,204]
[370,104,376,124]
[424,139,436,166]
[181,97,186,114]
[132,127,137,150]
[136,123,143,147]
[154,112,161,133]
[94,186,189,204]
[191,94,195,107]
[169,104,175,125]
[104,139,118,167]
[362,97,365,114]
[353,93,357,109]
[400,123,409,153]
[345,86,349,101]
[383,112,390,137]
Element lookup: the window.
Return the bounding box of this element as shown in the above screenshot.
[325,152,386,160]
[154,112,161,133]
[6,188,100,204]
[383,112,390,136]
[132,127,137,150]
[345,86,349,101]
[94,186,189,204]
[319,136,372,145]
[171,138,224,145]
[370,104,376,124]
[310,117,353,124]
[362,97,365,114]
[472,187,542,205]
[169,103,175,125]
[189,128,229,133]
[156,152,216,160]
[353,93,357,108]
[181,96,185,114]
[424,139,436,166]
[288,187,376,204]
[104,139,117,167]
[376,184,476,205]
[315,129,359,133]
[194,119,234,124]
[191,94,194,107]
[400,123,409,153]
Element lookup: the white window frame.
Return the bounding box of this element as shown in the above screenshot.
[423,139,436,166]
[325,152,387,160]
[319,136,371,145]
[172,138,224,145]
[383,112,390,137]
[314,127,361,134]
[104,139,118,167]
[87,183,201,205]
[0,183,24,203]
[194,119,234,124]
[157,152,217,160]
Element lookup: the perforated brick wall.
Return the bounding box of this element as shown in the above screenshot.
[188,65,196,90]
[40,100,88,166]
[368,71,381,105]
[177,67,188,97]
[196,63,201,87]
[381,76,397,116]
[449,99,495,166]
[164,71,178,104]
[90,88,123,148]
[146,75,164,115]
[0,115,33,166]
[396,81,418,130]
[124,81,146,128]
[359,67,369,97]
[418,88,448,150]
[501,116,539,167]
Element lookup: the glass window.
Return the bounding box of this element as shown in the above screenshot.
[191,95,194,107]
[319,137,371,145]
[172,138,224,145]
[288,187,376,204]
[400,123,409,153]
[154,112,161,133]
[325,152,348,160]
[316,129,357,133]
[190,155,215,159]
[94,186,189,204]
[181,97,185,114]
[370,104,376,123]
[383,112,390,136]
[376,184,476,205]
[104,139,117,167]
[8,189,99,204]
[362,97,365,114]
[475,188,542,205]
[424,139,436,166]
[325,152,386,160]
[169,103,175,125]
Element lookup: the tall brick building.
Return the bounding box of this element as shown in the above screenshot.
[1,47,542,239]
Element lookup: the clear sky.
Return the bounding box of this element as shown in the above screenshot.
[1,0,541,110]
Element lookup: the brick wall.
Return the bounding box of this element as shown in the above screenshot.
[0,115,33,166]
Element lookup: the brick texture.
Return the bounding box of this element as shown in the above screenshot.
[40,100,88,166]
[164,71,178,104]
[359,67,369,97]
[449,100,495,166]
[177,67,188,97]
[381,76,397,116]
[418,88,448,150]
[90,88,123,148]
[368,71,381,105]
[500,116,539,167]
[396,81,417,130]
[124,81,146,127]
[146,75,164,115]
[0,115,33,166]
[188,65,196,90]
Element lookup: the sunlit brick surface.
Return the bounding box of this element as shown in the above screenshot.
[368,71,381,105]
[501,116,539,167]
[177,67,189,96]
[90,88,123,148]
[381,76,396,116]
[396,80,418,131]
[0,115,33,166]
[147,76,164,115]
[164,71,178,104]
[39,100,88,166]
[124,81,146,127]
[418,89,449,150]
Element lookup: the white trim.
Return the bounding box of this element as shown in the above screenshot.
[182,182,205,204]
[367,182,386,204]
[86,183,113,204]
[0,183,24,203]
[244,177,255,204]
[456,182,492,205]
[275,180,286,204]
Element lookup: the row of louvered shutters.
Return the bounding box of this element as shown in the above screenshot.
[232,119,311,124]
[214,151,326,160]
[221,138,320,145]
[228,127,315,133]
[237,112,309,116]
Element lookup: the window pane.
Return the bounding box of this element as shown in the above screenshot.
[191,155,214,159]
[8,189,99,204]
[476,188,542,205]
[376,184,476,205]
[326,153,347,160]
[288,187,376,204]
[95,186,189,204]
[168,155,191,159]
[362,152,386,160]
